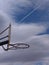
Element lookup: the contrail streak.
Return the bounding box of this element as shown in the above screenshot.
[19,5,41,23]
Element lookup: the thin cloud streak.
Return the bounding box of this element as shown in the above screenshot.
[19,5,41,23]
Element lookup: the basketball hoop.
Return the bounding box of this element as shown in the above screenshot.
[0,24,30,51]
[7,43,30,50]
[2,42,30,51]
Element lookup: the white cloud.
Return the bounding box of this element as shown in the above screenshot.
[0,0,32,14]
[0,0,49,16]
[11,23,47,42]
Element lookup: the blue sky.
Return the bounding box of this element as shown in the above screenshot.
[0,0,49,65]
[11,0,49,23]
[13,7,49,23]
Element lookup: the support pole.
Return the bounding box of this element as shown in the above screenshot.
[7,24,11,49]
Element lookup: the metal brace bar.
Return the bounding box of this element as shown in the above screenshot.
[0,27,9,35]
[0,35,8,40]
